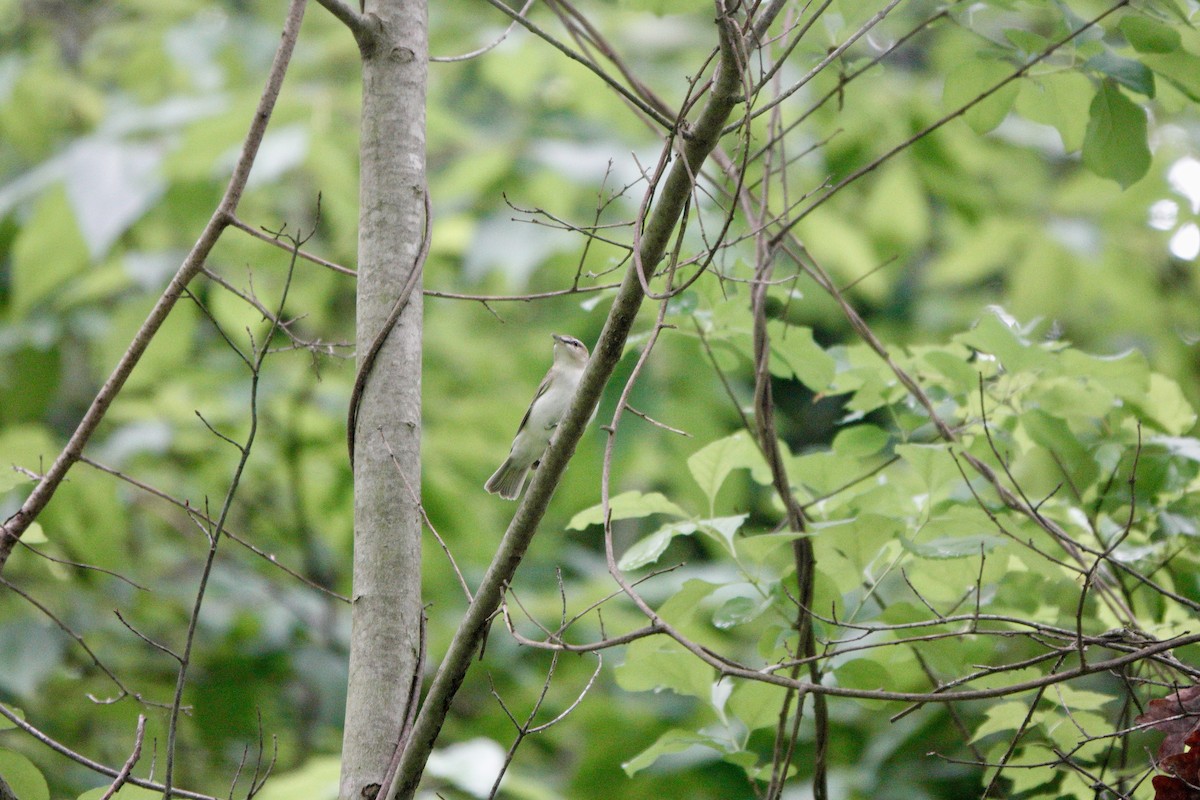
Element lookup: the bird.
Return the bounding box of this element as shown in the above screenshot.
[485,334,590,500]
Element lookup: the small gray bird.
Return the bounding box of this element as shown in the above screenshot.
[485,334,590,500]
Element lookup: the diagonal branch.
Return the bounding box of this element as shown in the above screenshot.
[314,0,369,38]
[384,5,767,797]
[0,0,310,572]
[0,703,219,800]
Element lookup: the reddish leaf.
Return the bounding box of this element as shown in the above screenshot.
[1153,773,1200,800]
[1138,686,1200,759]
[1152,731,1200,799]
[1168,733,1200,780]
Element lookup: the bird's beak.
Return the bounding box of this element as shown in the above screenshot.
[552,334,567,344]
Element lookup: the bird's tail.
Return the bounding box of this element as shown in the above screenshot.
[485,458,529,500]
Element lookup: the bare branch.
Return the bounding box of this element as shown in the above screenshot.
[98,715,146,800]
[431,0,536,62]
[78,456,350,604]
[227,213,356,276]
[0,0,311,570]
[314,0,368,37]
[0,703,219,800]
[476,0,674,129]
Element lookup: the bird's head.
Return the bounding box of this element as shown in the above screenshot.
[552,334,590,367]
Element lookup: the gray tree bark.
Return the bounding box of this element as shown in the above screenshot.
[339,1,427,798]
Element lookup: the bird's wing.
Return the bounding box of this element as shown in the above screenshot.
[515,369,554,435]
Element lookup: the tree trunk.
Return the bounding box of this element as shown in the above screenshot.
[339,1,427,798]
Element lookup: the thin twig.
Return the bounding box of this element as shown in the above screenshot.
[0,703,218,800]
[163,216,306,798]
[78,456,349,603]
[98,715,146,800]
[432,0,536,62]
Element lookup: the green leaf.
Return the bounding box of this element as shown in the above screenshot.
[1015,70,1095,152]
[687,432,764,507]
[919,347,984,393]
[618,521,697,570]
[926,218,1028,288]
[828,344,905,416]
[738,531,811,573]
[1045,709,1107,750]
[971,700,1035,742]
[616,637,714,701]
[1119,16,1181,54]
[767,322,836,392]
[1136,373,1198,436]
[722,748,762,772]
[862,161,931,249]
[1060,348,1149,401]
[954,311,1051,372]
[795,207,884,301]
[810,515,903,580]
[23,521,47,544]
[894,443,962,499]
[617,580,720,698]
[1001,744,1059,795]
[1020,409,1098,488]
[712,595,769,629]
[1004,28,1050,56]
[786,450,848,499]
[728,680,790,732]
[943,57,1020,134]
[832,657,891,705]
[1084,52,1155,97]
[1028,376,1116,420]
[0,749,49,800]
[622,728,718,776]
[11,185,90,316]
[232,756,340,800]
[832,425,889,458]
[1082,81,1151,188]
[1050,685,1116,712]
[697,515,748,556]
[901,531,1006,559]
[0,704,22,730]
[1141,51,1200,102]
[566,491,688,530]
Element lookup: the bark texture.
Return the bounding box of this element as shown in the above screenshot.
[339,2,427,798]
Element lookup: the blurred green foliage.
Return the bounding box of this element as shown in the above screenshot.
[1,0,1199,798]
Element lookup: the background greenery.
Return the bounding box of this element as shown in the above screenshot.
[1,0,1199,797]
